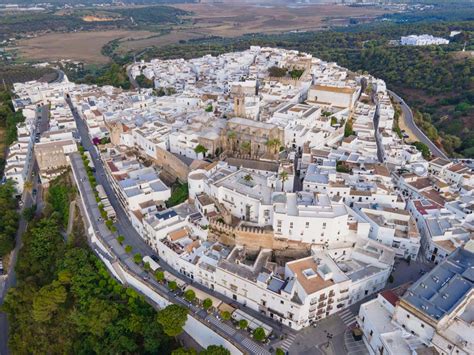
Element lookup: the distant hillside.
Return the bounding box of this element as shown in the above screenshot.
[0,0,195,4]
[0,5,190,40]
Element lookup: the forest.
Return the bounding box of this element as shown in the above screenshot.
[0,181,19,258]
[1,173,178,353]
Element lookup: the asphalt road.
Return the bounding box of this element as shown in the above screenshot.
[0,105,48,355]
[388,90,449,159]
[68,99,276,355]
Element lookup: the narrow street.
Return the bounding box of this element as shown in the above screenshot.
[0,104,48,355]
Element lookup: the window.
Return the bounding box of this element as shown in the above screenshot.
[323,222,327,229]
[406,314,410,318]
[369,330,373,336]
[290,222,293,229]
[280,300,284,305]
[421,324,424,328]
[306,222,309,228]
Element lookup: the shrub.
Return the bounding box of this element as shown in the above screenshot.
[253,327,266,342]
[221,311,231,321]
[133,253,142,264]
[168,281,178,291]
[202,298,212,311]
[184,289,196,302]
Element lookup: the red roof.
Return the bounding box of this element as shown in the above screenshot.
[380,290,399,306]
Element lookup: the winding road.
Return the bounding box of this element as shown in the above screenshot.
[388,90,449,160]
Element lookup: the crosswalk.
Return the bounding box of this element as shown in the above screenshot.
[206,315,237,336]
[279,332,297,352]
[241,337,271,355]
[338,308,357,327]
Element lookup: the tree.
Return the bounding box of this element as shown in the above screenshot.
[202,298,212,311]
[155,270,165,283]
[168,281,178,292]
[117,235,125,245]
[227,131,236,152]
[279,171,289,192]
[243,174,253,183]
[144,262,151,271]
[344,119,354,137]
[238,319,248,330]
[200,345,231,355]
[184,289,196,303]
[253,327,266,342]
[289,69,304,79]
[412,141,432,159]
[336,161,352,174]
[22,205,36,222]
[276,349,285,355]
[125,245,133,254]
[240,141,251,156]
[156,304,188,338]
[194,144,208,158]
[133,253,142,264]
[265,138,281,155]
[32,281,67,322]
[172,348,197,355]
[220,310,231,321]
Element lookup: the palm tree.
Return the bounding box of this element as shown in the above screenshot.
[240,141,251,156]
[279,171,289,192]
[194,144,208,158]
[271,138,281,154]
[266,138,281,155]
[243,174,253,182]
[227,130,236,152]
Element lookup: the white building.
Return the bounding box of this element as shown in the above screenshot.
[401,35,449,46]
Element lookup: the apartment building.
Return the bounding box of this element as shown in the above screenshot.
[358,247,474,355]
[101,147,170,212]
[355,205,421,259]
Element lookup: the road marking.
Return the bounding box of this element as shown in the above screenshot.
[241,337,270,355]
[338,309,357,326]
[279,334,296,350]
[206,316,237,336]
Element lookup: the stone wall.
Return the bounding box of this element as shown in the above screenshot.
[209,220,311,253]
[155,146,190,183]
